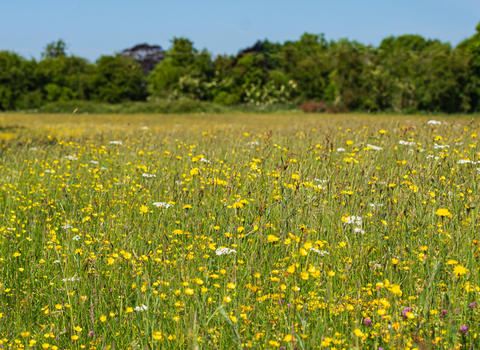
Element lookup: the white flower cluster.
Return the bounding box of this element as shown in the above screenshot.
[199,158,211,163]
[344,216,365,234]
[153,202,173,209]
[62,276,81,282]
[399,140,415,146]
[343,216,362,226]
[457,159,477,164]
[366,144,383,151]
[65,155,78,160]
[434,144,449,149]
[336,148,346,152]
[309,248,329,256]
[215,247,237,256]
[142,173,156,178]
[109,141,122,145]
[134,305,148,311]
[72,235,81,241]
[427,120,441,125]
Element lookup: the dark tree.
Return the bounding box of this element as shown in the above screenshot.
[120,43,165,75]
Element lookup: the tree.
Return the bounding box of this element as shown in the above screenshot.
[90,55,146,103]
[42,40,67,59]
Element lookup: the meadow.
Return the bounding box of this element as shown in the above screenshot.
[0,112,478,349]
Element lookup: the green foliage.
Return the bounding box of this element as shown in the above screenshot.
[5,24,480,113]
[90,55,147,103]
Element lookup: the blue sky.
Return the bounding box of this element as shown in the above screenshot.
[2,0,480,62]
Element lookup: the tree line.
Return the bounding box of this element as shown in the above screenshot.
[2,22,480,113]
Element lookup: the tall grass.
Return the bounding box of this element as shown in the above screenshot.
[0,113,478,349]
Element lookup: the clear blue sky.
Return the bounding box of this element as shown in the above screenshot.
[2,0,480,62]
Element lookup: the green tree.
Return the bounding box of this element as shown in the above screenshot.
[90,55,146,103]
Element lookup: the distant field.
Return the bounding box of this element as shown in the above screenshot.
[0,113,478,349]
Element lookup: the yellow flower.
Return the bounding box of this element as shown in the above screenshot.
[328,271,335,277]
[100,315,107,322]
[153,331,163,341]
[223,296,232,303]
[183,204,192,209]
[301,271,309,280]
[229,315,237,323]
[13,252,21,257]
[71,335,79,341]
[453,264,468,276]
[392,259,399,265]
[267,235,279,243]
[379,129,387,134]
[107,257,115,265]
[74,326,82,332]
[126,307,133,313]
[291,174,300,180]
[353,329,364,337]
[20,332,31,338]
[185,289,194,295]
[346,140,354,146]
[227,283,236,290]
[42,344,50,349]
[268,340,280,347]
[435,208,452,217]
[287,265,296,274]
[139,205,149,214]
[283,334,293,342]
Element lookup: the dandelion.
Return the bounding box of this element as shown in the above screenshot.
[435,208,452,217]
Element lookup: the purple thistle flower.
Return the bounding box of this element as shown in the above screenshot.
[469,302,477,309]
[364,318,373,327]
[459,325,468,335]
[440,309,447,319]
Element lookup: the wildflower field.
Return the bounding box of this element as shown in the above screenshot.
[0,112,479,350]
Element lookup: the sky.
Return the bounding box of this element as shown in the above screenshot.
[2,0,480,62]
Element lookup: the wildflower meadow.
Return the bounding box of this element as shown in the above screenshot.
[0,112,479,349]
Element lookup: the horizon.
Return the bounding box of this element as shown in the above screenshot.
[2,0,480,63]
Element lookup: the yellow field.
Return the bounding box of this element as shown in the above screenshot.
[0,113,478,350]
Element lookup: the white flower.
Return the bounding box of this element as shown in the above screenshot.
[215,247,237,256]
[309,248,329,256]
[30,147,38,151]
[434,144,449,149]
[100,167,108,171]
[343,216,362,226]
[72,235,81,241]
[247,141,259,147]
[175,181,183,185]
[134,304,148,311]
[314,179,327,183]
[90,160,99,164]
[110,141,122,145]
[65,155,78,160]
[7,227,15,231]
[200,158,211,163]
[426,155,439,160]
[458,159,475,164]
[399,140,415,146]
[44,170,54,173]
[153,202,173,209]
[427,120,441,125]
[366,144,382,151]
[336,148,346,152]
[140,126,149,130]
[62,276,81,282]
[53,260,61,264]
[354,227,365,234]
[142,173,156,178]
[61,224,72,229]
[455,142,464,146]
[369,261,382,269]
[368,202,383,207]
